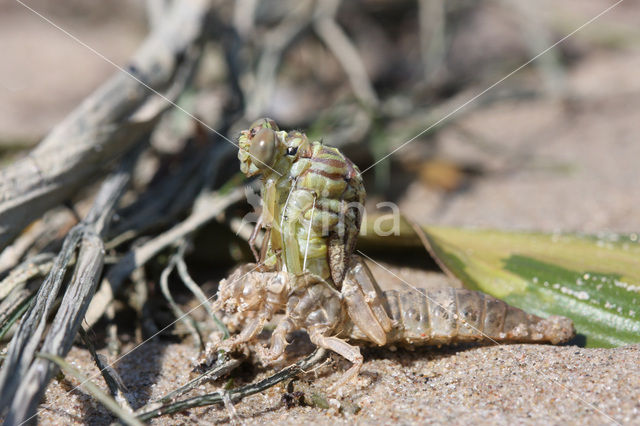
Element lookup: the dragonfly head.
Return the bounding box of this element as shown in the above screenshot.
[238,117,282,177]
[238,118,312,178]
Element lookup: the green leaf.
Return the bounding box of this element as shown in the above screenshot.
[420,227,640,348]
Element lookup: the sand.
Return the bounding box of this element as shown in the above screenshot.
[38,340,640,425]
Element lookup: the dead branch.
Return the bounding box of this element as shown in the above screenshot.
[136,348,327,421]
[245,0,314,119]
[0,148,140,424]
[84,186,245,328]
[313,0,380,110]
[0,0,212,253]
[145,0,172,32]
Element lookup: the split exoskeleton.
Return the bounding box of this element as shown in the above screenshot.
[211,118,575,390]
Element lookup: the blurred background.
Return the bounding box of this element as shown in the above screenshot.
[2,0,639,234]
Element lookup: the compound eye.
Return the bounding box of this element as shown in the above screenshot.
[286,146,298,156]
[250,128,276,169]
[249,117,279,133]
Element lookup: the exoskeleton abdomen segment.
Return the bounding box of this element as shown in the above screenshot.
[383,288,574,346]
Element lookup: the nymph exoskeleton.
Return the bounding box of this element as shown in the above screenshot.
[212,260,574,389]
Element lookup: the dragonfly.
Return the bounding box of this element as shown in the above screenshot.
[212,118,575,390]
[236,117,364,286]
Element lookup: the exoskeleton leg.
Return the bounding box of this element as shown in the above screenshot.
[341,255,393,345]
[217,311,270,353]
[260,261,392,389]
[307,326,363,392]
[212,266,289,353]
[282,278,368,391]
[259,277,352,366]
[257,317,295,362]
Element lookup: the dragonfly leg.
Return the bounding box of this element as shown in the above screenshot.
[247,215,264,262]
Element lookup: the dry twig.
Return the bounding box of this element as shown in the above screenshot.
[313,0,380,110]
[78,328,133,413]
[0,0,211,252]
[136,348,327,421]
[159,243,205,349]
[0,148,141,423]
[84,186,245,328]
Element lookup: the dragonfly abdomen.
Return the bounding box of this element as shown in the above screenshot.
[281,142,364,284]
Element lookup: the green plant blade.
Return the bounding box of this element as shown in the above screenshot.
[420,227,640,348]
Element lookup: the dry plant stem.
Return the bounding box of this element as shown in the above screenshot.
[145,0,172,32]
[175,250,230,339]
[0,295,32,341]
[0,149,140,424]
[107,150,203,243]
[0,254,53,339]
[0,208,78,276]
[78,328,133,413]
[85,186,245,328]
[418,0,446,83]
[155,355,243,403]
[245,0,314,119]
[221,390,241,425]
[106,142,230,251]
[504,0,566,97]
[0,252,54,300]
[0,230,82,403]
[129,266,158,343]
[0,0,211,252]
[232,0,259,38]
[313,0,380,110]
[0,221,48,273]
[159,246,204,349]
[106,303,121,357]
[137,349,327,421]
[35,352,143,426]
[133,267,158,342]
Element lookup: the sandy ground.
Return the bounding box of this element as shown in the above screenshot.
[39,341,640,425]
[2,0,639,424]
